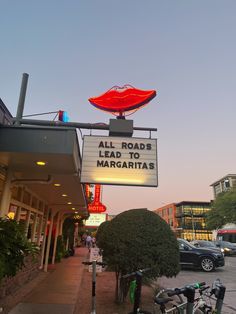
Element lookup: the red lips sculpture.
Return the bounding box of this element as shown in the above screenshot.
[88,84,156,116]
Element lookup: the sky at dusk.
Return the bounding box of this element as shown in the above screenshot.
[1,1,236,214]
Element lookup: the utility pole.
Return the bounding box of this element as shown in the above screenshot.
[15,73,29,125]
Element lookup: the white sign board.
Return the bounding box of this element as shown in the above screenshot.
[81,136,158,187]
[85,213,107,227]
[89,247,103,273]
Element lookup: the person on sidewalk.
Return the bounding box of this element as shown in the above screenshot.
[85,235,92,250]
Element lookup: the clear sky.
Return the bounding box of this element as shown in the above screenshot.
[1,1,236,214]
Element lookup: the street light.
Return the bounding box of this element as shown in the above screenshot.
[191,212,195,240]
[183,211,195,241]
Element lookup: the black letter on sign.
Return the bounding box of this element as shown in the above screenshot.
[98,141,104,148]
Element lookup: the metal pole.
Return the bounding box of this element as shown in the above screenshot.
[40,208,49,269]
[11,118,158,133]
[191,211,195,240]
[44,210,54,272]
[133,272,142,314]
[91,260,96,314]
[215,284,226,314]
[15,73,29,125]
[52,212,60,264]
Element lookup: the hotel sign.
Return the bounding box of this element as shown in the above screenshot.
[81,135,158,187]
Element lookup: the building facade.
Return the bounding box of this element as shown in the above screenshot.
[0,98,13,125]
[0,99,87,272]
[154,201,212,241]
[210,174,236,199]
[175,201,212,241]
[153,203,178,230]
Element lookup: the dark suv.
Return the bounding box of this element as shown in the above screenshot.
[178,238,225,272]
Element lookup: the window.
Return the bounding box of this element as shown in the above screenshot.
[31,196,38,209]
[215,184,222,195]
[168,218,173,226]
[23,191,31,205]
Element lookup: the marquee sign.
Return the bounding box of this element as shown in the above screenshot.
[81,135,158,187]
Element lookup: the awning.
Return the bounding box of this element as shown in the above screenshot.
[0,125,87,217]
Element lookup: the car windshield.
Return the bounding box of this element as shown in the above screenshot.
[219,241,236,248]
[178,239,196,249]
[191,240,217,248]
[200,241,216,247]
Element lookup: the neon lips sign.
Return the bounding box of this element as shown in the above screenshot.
[88,85,156,116]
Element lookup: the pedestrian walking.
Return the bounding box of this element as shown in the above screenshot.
[86,235,92,250]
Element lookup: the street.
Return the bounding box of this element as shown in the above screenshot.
[158,256,236,313]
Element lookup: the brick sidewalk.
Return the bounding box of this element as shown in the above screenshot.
[5,247,88,314]
[74,268,155,314]
[2,247,156,314]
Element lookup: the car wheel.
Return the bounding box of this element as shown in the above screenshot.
[200,257,215,272]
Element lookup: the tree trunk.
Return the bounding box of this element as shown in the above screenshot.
[115,271,132,303]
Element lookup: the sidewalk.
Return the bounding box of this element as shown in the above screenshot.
[7,247,89,314]
[4,246,155,314]
[4,247,236,314]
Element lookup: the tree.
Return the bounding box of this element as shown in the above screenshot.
[96,208,180,303]
[206,191,236,230]
[0,218,39,280]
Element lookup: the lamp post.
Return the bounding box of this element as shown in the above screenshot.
[183,211,195,241]
[191,211,196,241]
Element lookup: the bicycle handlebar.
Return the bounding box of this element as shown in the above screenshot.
[82,261,107,267]
[167,282,206,297]
[199,285,210,294]
[122,267,151,279]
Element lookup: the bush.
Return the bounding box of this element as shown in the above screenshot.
[0,217,39,281]
[96,208,180,302]
[56,235,66,262]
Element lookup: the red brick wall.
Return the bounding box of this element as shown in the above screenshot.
[0,254,40,299]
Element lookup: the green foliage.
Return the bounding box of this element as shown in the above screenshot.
[206,191,236,230]
[96,208,180,302]
[0,218,39,281]
[56,235,65,261]
[96,220,110,244]
[63,217,75,250]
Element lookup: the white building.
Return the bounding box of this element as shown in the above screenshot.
[210,174,236,199]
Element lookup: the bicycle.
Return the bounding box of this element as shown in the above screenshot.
[193,284,212,313]
[192,279,226,313]
[155,281,206,314]
[154,279,226,314]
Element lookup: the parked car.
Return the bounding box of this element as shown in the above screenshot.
[213,240,236,256]
[191,240,224,253]
[178,238,225,272]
